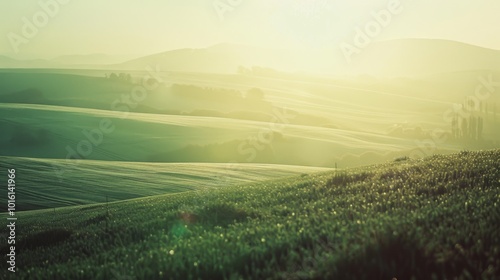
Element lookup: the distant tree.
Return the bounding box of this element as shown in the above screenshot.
[470,116,477,140]
[237,66,250,75]
[107,72,132,84]
[118,73,132,83]
[467,98,476,112]
[494,102,497,122]
[477,117,483,140]
[451,115,458,139]
[461,118,468,139]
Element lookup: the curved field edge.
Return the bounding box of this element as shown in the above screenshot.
[1,150,499,279]
[0,156,331,211]
[0,103,431,167]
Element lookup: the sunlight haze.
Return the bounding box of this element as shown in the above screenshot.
[1,0,499,59]
[1,1,500,278]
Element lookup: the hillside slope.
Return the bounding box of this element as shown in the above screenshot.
[2,149,499,279]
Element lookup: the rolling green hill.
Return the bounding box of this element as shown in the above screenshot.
[1,68,499,168]
[1,150,499,279]
[0,156,330,211]
[0,103,423,167]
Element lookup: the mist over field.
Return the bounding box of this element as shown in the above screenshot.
[1,39,499,168]
[0,1,499,279]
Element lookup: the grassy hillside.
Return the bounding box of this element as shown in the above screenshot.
[2,150,499,279]
[0,156,330,211]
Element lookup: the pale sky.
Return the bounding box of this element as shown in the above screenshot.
[1,0,499,59]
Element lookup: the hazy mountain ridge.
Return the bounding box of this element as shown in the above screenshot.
[347,39,500,77]
[1,39,499,77]
[89,39,500,76]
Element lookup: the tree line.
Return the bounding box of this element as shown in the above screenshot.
[105,73,132,84]
[451,99,497,141]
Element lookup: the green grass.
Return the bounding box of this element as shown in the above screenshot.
[1,150,499,279]
[0,156,330,211]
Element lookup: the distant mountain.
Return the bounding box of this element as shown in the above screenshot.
[115,39,500,77]
[345,39,500,77]
[50,54,136,66]
[1,39,499,77]
[114,44,304,73]
[0,56,56,68]
[0,55,17,66]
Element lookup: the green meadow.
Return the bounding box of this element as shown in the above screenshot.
[0,150,498,279]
